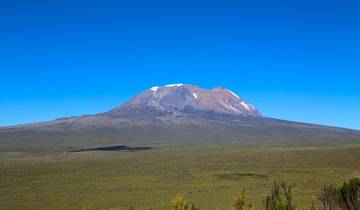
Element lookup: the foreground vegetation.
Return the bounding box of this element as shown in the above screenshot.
[1,145,360,209]
[164,178,360,210]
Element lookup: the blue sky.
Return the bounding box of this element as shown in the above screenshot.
[0,0,359,130]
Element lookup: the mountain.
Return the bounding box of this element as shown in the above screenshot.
[0,84,359,152]
[112,84,260,117]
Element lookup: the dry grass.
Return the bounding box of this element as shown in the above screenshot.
[1,145,360,209]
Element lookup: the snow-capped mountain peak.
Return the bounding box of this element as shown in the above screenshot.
[112,84,261,117]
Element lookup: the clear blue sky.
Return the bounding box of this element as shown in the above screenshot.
[0,0,359,130]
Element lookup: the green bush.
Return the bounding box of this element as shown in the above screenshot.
[125,178,360,210]
[337,178,360,210]
[264,181,295,210]
[318,178,360,210]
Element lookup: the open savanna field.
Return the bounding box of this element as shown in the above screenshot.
[1,145,360,210]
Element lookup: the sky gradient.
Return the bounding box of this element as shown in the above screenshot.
[0,0,359,130]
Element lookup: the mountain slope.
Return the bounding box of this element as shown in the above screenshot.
[0,84,359,152]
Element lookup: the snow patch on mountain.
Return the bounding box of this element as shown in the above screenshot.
[240,101,252,110]
[220,101,240,113]
[226,89,240,100]
[166,84,183,87]
[150,86,159,91]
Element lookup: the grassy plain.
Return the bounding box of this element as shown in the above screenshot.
[1,145,360,210]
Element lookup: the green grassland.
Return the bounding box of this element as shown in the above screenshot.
[1,145,360,210]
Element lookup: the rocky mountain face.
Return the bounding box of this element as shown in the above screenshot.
[110,84,261,118]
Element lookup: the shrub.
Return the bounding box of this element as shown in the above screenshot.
[318,185,339,210]
[124,178,360,210]
[337,178,360,210]
[264,181,295,210]
[232,189,254,210]
[171,194,199,210]
[318,178,360,210]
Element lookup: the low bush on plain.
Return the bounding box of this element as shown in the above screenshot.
[127,178,360,210]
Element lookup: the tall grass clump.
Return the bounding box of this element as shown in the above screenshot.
[318,178,360,210]
[171,194,199,210]
[318,185,339,210]
[232,189,254,210]
[264,181,295,210]
[337,178,360,210]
